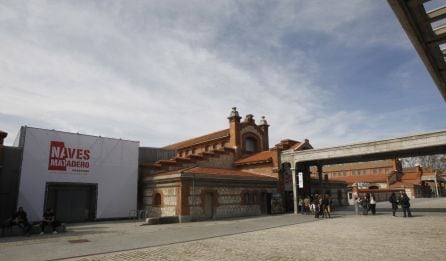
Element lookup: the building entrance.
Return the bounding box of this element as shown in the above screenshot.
[45,183,97,223]
[203,192,214,219]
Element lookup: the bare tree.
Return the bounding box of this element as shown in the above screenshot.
[401,154,446,173]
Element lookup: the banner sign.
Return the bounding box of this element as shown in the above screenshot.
[298,172,303,188]
[48,141,91,173]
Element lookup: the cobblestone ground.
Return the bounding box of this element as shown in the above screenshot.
[72,214,446,261]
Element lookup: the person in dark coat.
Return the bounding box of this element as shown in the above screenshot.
[6,207,32,236]
[322,194,331,218]
[389,192,398,216]
[399,192,413,218]
[40,208,60,234]
[314,194,320,218]
[360,194,369,215]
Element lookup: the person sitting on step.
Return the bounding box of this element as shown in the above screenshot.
[40,208,60,235]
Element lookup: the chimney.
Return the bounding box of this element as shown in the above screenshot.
[258,116,270,150]
[0,130,7,146]
[227,107,241,158]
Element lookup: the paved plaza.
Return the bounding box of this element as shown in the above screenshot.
[1,198,445,261]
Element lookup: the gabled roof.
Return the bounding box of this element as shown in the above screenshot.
[288,141,312,151]
[234,151,274,165]
[163,129,229,150]
[275,139,313,151]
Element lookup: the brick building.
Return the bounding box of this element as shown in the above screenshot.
[141,108,317,222]
[318,159,445,200]
[393,165,445,198]
[319,159,402,189]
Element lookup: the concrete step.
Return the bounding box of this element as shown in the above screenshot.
[1,223,66,237]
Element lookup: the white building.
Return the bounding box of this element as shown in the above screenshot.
[15,127,139,222]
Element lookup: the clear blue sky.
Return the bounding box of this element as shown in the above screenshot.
[1,1,445,148]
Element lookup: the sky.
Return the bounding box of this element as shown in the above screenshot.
[1,0,445,149]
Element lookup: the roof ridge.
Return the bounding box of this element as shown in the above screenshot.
[162,128,229,149]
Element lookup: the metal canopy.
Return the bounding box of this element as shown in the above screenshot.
[388,0,446,101]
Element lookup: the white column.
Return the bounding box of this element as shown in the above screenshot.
[434,178,440,198]
[291,168,298,215]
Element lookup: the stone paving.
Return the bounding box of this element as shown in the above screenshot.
[1,198,445,261]
[72,214,446,261]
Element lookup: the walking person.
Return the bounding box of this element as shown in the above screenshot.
[314,194,320,218]
[361,194,369,215]
[354,194,359,215]
[389,192,398,217]
[303,196,310,215]
[298,197,303,214]
[399,192,413,218]
[369,193,377,215]
[322,194,331,218]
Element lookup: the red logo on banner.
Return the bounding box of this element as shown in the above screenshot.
[48,141,90,172]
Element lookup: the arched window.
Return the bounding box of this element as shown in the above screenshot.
[251,193,257,204]
[245,137,258,153]
[153,193,162,206]
[242,192,250,205]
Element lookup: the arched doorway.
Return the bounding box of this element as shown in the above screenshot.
[204,192,214,219]
[260,192,270,214]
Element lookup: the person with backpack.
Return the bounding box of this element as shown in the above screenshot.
[399,192,413,218]
[360,194,369,215]
[322,194,331,218]
[389,192,398,217]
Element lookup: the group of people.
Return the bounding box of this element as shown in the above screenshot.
[2,207,61,236]
[389,191,413,217]
[355,193,377,215]
[297,194,333,218]
[354,191,413,217]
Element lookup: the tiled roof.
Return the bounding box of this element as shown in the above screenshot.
[330,174,388,183]
[163,129,229,150]
[185,167,277,180]
[153,166,274,180]
[315,160,396,172]
[401,173,420,181]
[391,181,418,187]
[288,142,303,151]
[150,167,278,183]
[234,151,274,165]
[403,167,436,177]
[403,167,418,173]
